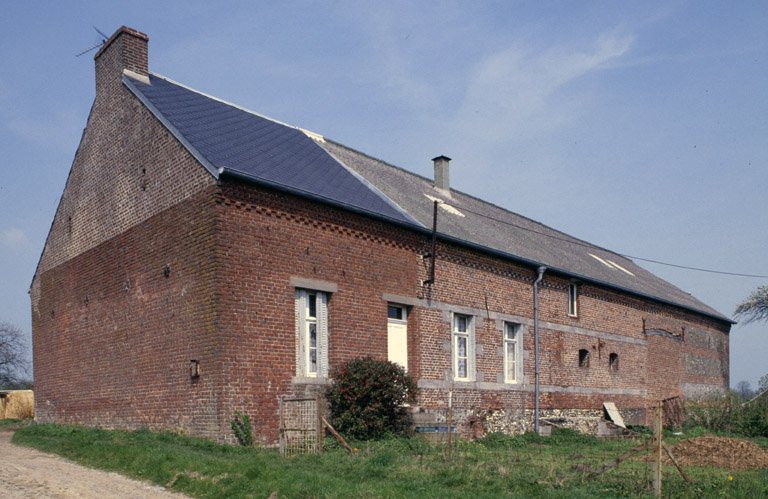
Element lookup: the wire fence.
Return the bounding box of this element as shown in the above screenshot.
[273,391,767,496]
[279,396,322,457]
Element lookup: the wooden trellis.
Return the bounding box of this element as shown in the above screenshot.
[279,396,323,456]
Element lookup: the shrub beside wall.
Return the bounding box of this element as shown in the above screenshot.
[685,393,768,437]
[325,357,418,440]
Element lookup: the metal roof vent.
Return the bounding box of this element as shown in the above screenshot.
[433,155,452,191]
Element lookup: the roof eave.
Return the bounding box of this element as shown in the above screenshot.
[218,167,426,229]
[436,232,734,324]
[219,167,733,325]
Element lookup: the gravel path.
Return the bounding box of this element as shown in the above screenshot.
[0,429,189,498]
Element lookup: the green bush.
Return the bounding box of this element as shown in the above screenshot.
[548,427,600,445]
[230,411,253,446]
[684,393,768,437]
[733,399,768,437]
[325,357,418,440]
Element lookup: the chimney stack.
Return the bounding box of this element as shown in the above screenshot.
[94,26,149,97]
[433,155,452,191]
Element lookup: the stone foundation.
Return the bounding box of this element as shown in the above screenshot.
[411,406,645,439]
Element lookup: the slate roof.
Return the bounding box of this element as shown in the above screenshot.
[125,74,416,225]
[124,72,730,323]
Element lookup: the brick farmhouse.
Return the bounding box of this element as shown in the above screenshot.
[31,27,732,444]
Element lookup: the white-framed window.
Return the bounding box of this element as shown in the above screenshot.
[568,283,579,317]
[387,304,408,371]
[504,322,521,383]
[295,289,329,377]
[452,313,475,381]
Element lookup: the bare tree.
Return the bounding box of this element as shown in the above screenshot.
[734,285,768,324]
[759,373,768,394]
[734,380,753,399]
[0,321,29,386]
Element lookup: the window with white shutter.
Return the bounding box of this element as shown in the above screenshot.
[295,289,329,377]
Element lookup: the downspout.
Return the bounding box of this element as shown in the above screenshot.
[533,266,546,433]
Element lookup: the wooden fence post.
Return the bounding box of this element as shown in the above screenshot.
[445,390,453,463]
[279,396,284,457]
[316,395,323,454]
[652,400,663,497]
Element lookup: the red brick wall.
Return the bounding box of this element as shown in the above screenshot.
[33,26,730,443]
[33,187,222,438]
[34,164,731,441]
[204,178,729,441]
[211,181,423,443]
[32,28,217,435]
[32,27,213,290]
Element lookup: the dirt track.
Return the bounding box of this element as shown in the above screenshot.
[0,429,188,498]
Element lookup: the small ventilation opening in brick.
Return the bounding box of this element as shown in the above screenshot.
[609,353,619,372]
[578,349,589,368]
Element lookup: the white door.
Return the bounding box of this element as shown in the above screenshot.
[387,305,408,371]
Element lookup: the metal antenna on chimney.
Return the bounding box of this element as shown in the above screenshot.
[75,26,109,57]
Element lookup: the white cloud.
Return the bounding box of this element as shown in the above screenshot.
[453,30,634,142]
[1,228,29,250]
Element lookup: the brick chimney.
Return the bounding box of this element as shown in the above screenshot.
[433,155,452,191]
[93,26,149,98]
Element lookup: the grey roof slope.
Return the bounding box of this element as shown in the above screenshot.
[124,74,416,226]
[320,141,730,322]
[124,72,729,323]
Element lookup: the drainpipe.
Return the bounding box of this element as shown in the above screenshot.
[533,266,546,434]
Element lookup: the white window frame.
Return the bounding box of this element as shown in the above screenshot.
[452,313,475,381]
[568,283,579,317]
[295,289,329,377]
[387,304,408,371]
[388,304,407,322]
[503,322,521,383]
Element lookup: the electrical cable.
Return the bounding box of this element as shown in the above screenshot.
[436,198,768,279]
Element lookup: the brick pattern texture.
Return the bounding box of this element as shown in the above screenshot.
[32,27,731,444]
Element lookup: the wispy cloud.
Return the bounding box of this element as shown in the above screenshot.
[453,30,634,141]
[4,108,84,153]
[1,228,29,250]
[336,1,465,111]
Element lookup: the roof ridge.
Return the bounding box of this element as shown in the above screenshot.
[324,137,631,263]
[147,72,325,140]
[324,137,435,184]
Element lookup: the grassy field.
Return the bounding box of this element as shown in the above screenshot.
[9,423,768,498]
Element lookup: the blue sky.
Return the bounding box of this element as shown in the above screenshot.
[1,1,766,388]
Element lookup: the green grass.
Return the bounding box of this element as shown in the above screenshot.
[0,418,32,429]
[10,424,768,498]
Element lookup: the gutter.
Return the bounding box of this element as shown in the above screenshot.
[533,266,546,434]
[218,166,731,324]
